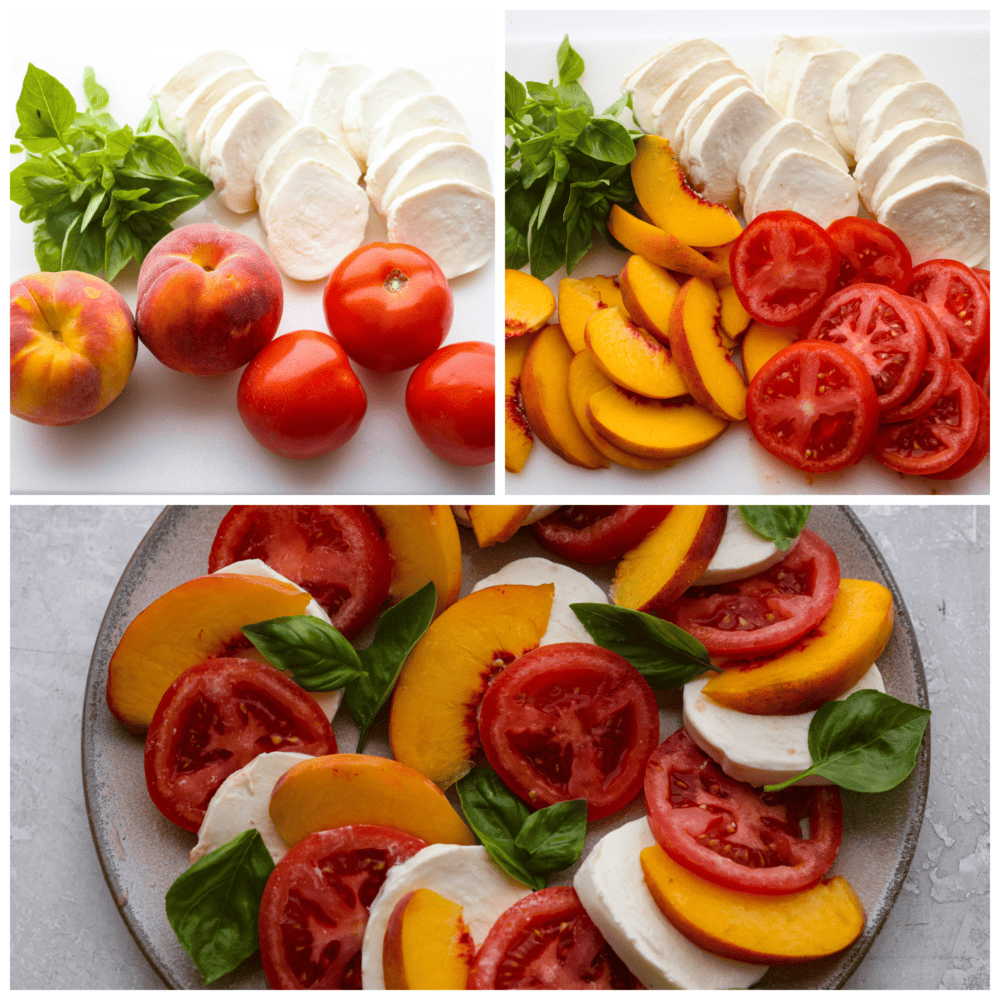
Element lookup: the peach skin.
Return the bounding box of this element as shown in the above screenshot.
[618,255,682,346]
[505,331,536,472]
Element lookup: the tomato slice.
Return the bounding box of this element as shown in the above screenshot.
[873,360,981,476]
[208,505,391,638]
[144,658,337,832]
[907,259,990,370]
[972,267,990,296]
[804,283,927,410]
[662,530,839,657]
[645,729,843,895]
[260,825,427,989]
[532,505,672,564]
[975,351,989,397]
[467,886,640,989]
[922,382,989,481]
[478,643,660,821]
[746,341,879,473]
[826,216,913,293]
[730,210,841,327]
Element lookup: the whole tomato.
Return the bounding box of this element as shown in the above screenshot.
[236,330,366,459]
[405,341,494,466]
[323,243,453,372]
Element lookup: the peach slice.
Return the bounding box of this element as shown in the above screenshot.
[585,306,688,400]
[742,321,799,382]
[641,844,865,963]
[607,205,725,281]
[610,505,728,614]
[368,505,462,616]
[269,753,475,849]
[467,505,534,547]
[520,324,610,469]
[618,254,682,346]
[694,240,737,284]
[631,135,743,247]
[383,889,475,989]
[106,573,312,733]
[390,584,554,787]
[718,284,751,343]
[702,578,894,716]
[505,331,536,472]
[587,385,729,460]
[567,351,677,471]
[557,276,625,353]
[505,269,555,338]
[669,278,748,421]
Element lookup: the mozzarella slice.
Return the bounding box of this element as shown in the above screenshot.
[694,507,797,586]
[649,57,751,141]
[748,147,859,228]
[684,664,886,787]
[385,179,493,280]
[472,556,607,646]
[194,80,268,170]
[672,75,757,170]
[341,67,435,163]
[367,93,471,164]
[362,844,531,988]
[574,819,768,989]
[150,50,250,121]
[762,34,844,115]
[784,48,860,164]
[284,49,351,118]
[377,142,491,217]
[301,63,374,161]
[261,157,369,281]
[190,751,312,865]
[176,66,260,153]
[854,80,964,163]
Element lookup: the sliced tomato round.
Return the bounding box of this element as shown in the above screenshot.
[467,886,640,989]
[478,643,660,821]
[873,360,981,476]
[975,352,989,397]
[532,505,672,564]
[907,259,990,370]
[661,530,839,657]
[922,382,989,481]
[804,283,927,410]
[746,340,880,473]
[972,267,990,296]
[826,216,913,293]
[730,210,841,327]
[645,729,843,895]
[260,825,427,989]
[208,505,391,638]
[144,658,337,832]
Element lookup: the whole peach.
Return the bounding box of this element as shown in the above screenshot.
[10,271,138,426]
[136,223,283,375]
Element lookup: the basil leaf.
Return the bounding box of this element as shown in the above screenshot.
[136,98,162,135]
[514,799,586,873]
[82,67,110,113]
[505,220,529,271]
[765,690,931,793]
[575,119,635,164]
[738,505,811,551]
[504,72,526,119]
[556,35,585,85]
[570,603,716,689]
[165,830,274,985]
[346,581,436,752]
[15,64,77,147]
[32,221,62,271]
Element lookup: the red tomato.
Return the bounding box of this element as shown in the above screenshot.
[746,341,880,473]
[478,642,660,821]
[826,216,912,292]
[975,351,989,397]
[662,530,840,657]
[907,259,990,370]
[467,886,640,989]
[532,505,673,564]
[804,284,927,410]
[972,267,990,295]
[730,211,841,327]
[144,658,337,833]
[645,729,843,895]
[925,383,989,480]
[873,360,981,476]
[323,243,453,373]
[236,330,366,459]
[260,825,427,989]
[208,505,391,638]
[405,341,494,466]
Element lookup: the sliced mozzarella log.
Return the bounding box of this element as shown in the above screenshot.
[622,39,726,94]
[150,50,250,120]
[367,93,472,164]
[683,665,886,787]
[377,142,491,217]
[300,63,374,162]
[385,179,493,279]
[762,34,843,115]
[876,174,989,267]
[190,751,313,865]
[672,74,757,168]
[261,157,369,281]
[472,556,608,646]
[205,91,297,214]
[854,80,964,163]
[284,49,351,118]
[176,66,260,154]
[362,844,531,989]
[694,506,798,586]
[341,67,435,163]
[748,147,859,228]
[574,819,768,989]
[195,80,268,169]
[649,58,751,141]
[870,135,986,214]
[784,48,860,165]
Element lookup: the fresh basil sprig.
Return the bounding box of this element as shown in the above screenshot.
[570,603,716,688]
[764,690,931,793]
[456,767,587,890]
[738,505,812,551]
[165,829,274,984]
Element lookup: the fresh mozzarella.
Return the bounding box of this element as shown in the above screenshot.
[376,142,491,217]
[367,93,471,164]
[194,80,268,170]
[684,665,886,787]
[854,80,964,162]
[175,66,260,154]
[748,146,859,227]
[694,506,797,586]
[672,75,757,169]
[472,556,608,646]
[150,50,250,122]
[301,63,374,162]
[762,34,843,115]
[362,844,531,988]
[189,751,312,865]
[385,179,493,280]
[784,48,860,164]
[574,819,768,989]
[341,67,435,163]
[283,50,351,118]
[649,57,751,141]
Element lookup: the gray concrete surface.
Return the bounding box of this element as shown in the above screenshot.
[9,504,989,988]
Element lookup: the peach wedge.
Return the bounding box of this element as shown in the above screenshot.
[618,254,681,346]
[505,269,555,339]
[467,505,534,546]
[607,205,725,281]
[505,332,536,473]
[742,321,799,382]
[557,276,624,354]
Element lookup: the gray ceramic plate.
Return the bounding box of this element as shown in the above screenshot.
[82,505,929,989]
